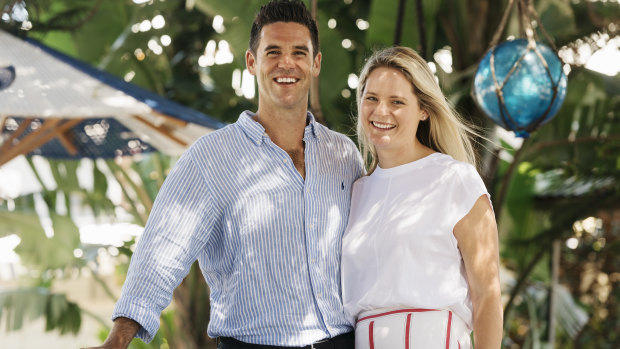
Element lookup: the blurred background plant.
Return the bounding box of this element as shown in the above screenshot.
[0,0,618,348]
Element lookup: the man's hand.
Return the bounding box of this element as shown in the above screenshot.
[82,317,141,349]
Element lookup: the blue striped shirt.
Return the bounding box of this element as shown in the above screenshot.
[112,111,364,346]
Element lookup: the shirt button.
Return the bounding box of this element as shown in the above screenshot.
[308,224,314,229]
[317,293,323,298]
[282,159,287,163]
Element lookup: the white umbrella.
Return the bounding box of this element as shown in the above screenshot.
[0,29,224,166]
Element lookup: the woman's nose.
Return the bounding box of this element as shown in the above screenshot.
[376,101,390,116]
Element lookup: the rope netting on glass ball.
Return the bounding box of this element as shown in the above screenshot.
[473,0,568,138]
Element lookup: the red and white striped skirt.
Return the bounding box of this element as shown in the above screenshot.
[354,308,471,349]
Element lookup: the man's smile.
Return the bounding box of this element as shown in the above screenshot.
[274,76,299,84]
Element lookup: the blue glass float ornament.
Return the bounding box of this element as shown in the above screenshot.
[473,39,567,137]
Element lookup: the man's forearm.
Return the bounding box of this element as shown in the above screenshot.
[83,317,141,349]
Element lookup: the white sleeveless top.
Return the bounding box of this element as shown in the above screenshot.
[341,153,490,330]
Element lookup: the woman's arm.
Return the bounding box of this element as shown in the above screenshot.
[454,195,503,349]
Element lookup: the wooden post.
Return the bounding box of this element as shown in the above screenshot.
[309,0,325,125]
[548,239,560,346]
[394,0,407,45]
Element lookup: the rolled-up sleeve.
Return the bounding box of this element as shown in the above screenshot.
[112,149,214,342]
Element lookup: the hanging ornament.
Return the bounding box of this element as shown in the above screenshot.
[472,0,567,138]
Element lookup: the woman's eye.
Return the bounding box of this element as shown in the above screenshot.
[365,96,377,101]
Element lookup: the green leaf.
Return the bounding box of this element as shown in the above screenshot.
[0,209,44,239]
[0,288,81,335]
[46,294,69,331]
[13,212,80,270]
[193,0,258,62]
[536,0,577,42]
[48,159,80,194]
[367,0,419,48]
[72,0,132,64]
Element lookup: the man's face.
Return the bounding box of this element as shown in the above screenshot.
[246,21,321,113]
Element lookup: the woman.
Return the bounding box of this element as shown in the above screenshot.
[341,47,503,349]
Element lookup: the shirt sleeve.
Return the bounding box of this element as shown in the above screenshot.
[112,148,214,342]
[344,134,365,179]
[449,162,491,230]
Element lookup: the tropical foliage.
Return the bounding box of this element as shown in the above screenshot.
[0,0,619,348]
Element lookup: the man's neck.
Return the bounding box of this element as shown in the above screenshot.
[255,106,308,152]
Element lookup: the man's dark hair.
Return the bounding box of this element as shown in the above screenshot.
[249,0,320,57]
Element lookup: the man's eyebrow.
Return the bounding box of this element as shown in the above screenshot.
[262,45,310,52]
[263,45,281,52]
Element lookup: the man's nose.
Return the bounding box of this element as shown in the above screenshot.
[278,54,295,68]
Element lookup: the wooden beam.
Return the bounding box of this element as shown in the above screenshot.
[131,114,188,147]
[0,118,33,156]
[150,110,189,128]
[0,115,7,133]
[0,118,84,166]
[0,118,62,165]
[56,131,79,156]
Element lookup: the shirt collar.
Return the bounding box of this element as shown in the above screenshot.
[238,110,321,146]
[304,111,321,142]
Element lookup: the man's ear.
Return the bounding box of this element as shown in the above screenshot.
[312,51,322,77]
[246,50,257,75]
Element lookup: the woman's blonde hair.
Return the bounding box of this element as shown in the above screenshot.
[356,46,480,174]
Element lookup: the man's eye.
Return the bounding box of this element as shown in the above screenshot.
[267,51,280,56]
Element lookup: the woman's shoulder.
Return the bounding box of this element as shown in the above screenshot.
[352,174,371,189]
[430,153,479,175]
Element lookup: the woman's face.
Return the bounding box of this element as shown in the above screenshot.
[360,67,426,155]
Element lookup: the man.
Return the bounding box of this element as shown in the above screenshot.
[86,1,363,348]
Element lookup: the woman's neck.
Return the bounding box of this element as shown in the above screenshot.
[376,142,435,169]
